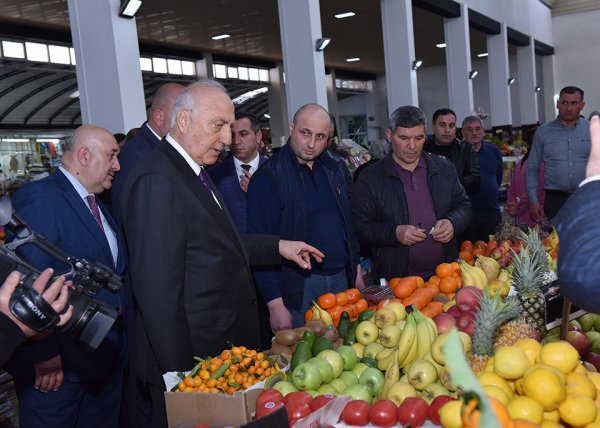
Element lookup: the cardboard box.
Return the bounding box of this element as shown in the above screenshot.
[165,388,262,427]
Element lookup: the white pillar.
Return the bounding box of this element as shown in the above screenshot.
[542,55,557,123]
[196,52,214,79]
[374,74,389,137]
[487,24,512,126]
[381,0,418,112]
[517,40,538,125]
[268,63,288,148]
[326,71,339,134]
[277,0,327,120]
[67,0,145,133]
[444,3,474,121]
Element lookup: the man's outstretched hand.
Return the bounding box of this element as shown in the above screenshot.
[278,240,324,269]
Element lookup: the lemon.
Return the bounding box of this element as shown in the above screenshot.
[566,372,597,399]
[522,366,566,411]
[543,409,560,422]
[478,372,514,399]
[574,362,589,374]
[494,346,529,380]
[439,399,463,428]
[587,371,600,390]
[514,338,542,365]
[483,385,511,406]
[585,423,600,428]
[539,341,580,373]
[558,394,597,426]
[540,421,562,428]
[507,396,544,424]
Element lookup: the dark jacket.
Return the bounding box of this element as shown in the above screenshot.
[424,138,481,194]
[247,143,359,311]
[0,313,25,367]
[352,152,472,280]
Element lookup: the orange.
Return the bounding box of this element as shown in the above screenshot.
[335,292,348,306]
[388,277,402,289]
[317,292,336,309]
[305,308,313,321]
[450,261,461,275]
[428,275,441,285]
[436,263,454,278]
[342,305,357,318]
[327,305,343,323]
[439,277,459,294]
[355,298,368,313]
[345,288,361,304]
[393,277,418,298]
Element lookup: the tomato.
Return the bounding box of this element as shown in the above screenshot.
[282,391,312,407]
[309,394,335,411]
[369,399,398,427]
[285,402,311,422]
[255,401,285,419]
[397,397,429,427]
[255,389,284,408]
[341,399,371,426]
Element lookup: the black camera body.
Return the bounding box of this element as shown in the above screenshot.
[0,196,122,352]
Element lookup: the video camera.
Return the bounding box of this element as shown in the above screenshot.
[0,196,122,352]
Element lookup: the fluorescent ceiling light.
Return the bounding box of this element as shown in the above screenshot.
[477,52,488,58]
[212,34,231,40]
[346,57,360,62]
[232,87,268,105]
[69,90,79,98]
[264,114,271,119]
[508,77,516,85]
[2,138,29,143]
[315,38,331,51]
[335,12,355,19]
[412,60,423,70]
[436,43,446,48]
[535,86,542,92]
[469,70,478,79]
[119,0,142,18]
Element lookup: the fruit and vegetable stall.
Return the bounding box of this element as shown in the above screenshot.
[167,225,600,428]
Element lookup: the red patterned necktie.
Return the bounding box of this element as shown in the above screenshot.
[86,195,104,232]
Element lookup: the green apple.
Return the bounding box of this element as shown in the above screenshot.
[317,383,339,395]
[395,319,407,331]
[352,362,369,378]
[273,380,298,396]
[387,381,418,406]
[329,378,347,394]
[305,389,319,398]
[407,359,439,391]
[359,367,385,396]
[291,362,322,391]
[578,314,596,332]
[317,350,344,378]
[569,319,581,330]
[339,370,359,386]
[374,308,397,329]
[386,302,407,321]
[308,357,334,384]
[439,368,457,392]
[336,345,358,370]
[363,342,385,359]
[379,324,402,348]
[356,321,379,345]
[351,342,365,358]
[342,383,372,402]
[587,331,600,353]
[594,314,600,332]
[420,383,451,404]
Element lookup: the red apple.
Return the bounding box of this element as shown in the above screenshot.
[566,329,591,358]
[309,394,335,411]
[457,311,477,336]
[428,395,456,425]
[255,401,285,420]
[256,389,284,408]
[585,352,600,372]
[446,305,462,319]
[499,240,512,254]
[283,391,312,407]
[490,247,503,260]
[397,397,429,427]
[433,313,457,334]
[455,286,483,312]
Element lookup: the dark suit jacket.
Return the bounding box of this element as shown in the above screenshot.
[119,140,280,387]
[7,169,126,382]
[555,180,600,313]
[112,122,160,216]
[208,154,266,233]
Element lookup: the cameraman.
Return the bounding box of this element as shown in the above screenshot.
[0,268,72,366]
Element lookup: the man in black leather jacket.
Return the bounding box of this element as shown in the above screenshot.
[424,108,480,195]
[352,106,472,280]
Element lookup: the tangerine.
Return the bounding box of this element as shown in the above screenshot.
[317,292,336,309]
[439,277,459,293]
[388,277,402,289]
[335,292,348,306]
[345,288,361,304]
[435,263,454,278]
[355,298,368,313]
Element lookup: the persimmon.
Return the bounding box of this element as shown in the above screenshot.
[450,261,461,275]
[424,282,439,296]
[327,305,343,324]
[435,263,454,278]
[439,277,459,294]
[471,247,485,256]
[355,298,368,313]
[460,240,473,251]
[404,275,425,288]
[473,240,487,250]
[377,299,390,310]
[424,301,444,317]
[304,308,313,321]
[459,250,473,262]
[335,292,348,307]
[345,288,361,304]
[428,275,441,285]
[388,277,402,289]
[317,292,336,309]
[393,277,418,298]
[343,304,357,318]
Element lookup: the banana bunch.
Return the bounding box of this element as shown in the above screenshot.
[459,260,488,289]
[310,301,333,326]
[498,268,512,284]
[379,347,400,399]
[474,255,500,281]
[394,308,438,370]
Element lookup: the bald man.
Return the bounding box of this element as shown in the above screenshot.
[6,125,126,428]
[112,82,185,215]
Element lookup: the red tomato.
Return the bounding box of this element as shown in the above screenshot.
[255,389,284,409]
[341,399,371,426]
[309,394,335,411]
[369,399,398,427]
[283,391,312,407]
[255,401,285,420]
[428,395,456,425]
[397,397,429,427]
[285,402,311,422]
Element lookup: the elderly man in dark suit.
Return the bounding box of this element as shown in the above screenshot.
[111,82,184,215]
[6,125,126,428]
[555,112,600,313]
[209,111,267,233]
[119,80,323,427]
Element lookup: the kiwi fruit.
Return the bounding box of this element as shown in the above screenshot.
[274,329,300,346]
[293,326,311,337]
[305,319,326,337]
[269,342,292,356]
[322,326,339,342]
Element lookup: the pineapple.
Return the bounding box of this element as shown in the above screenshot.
[510,227,548,338]
[468,292,521,374]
